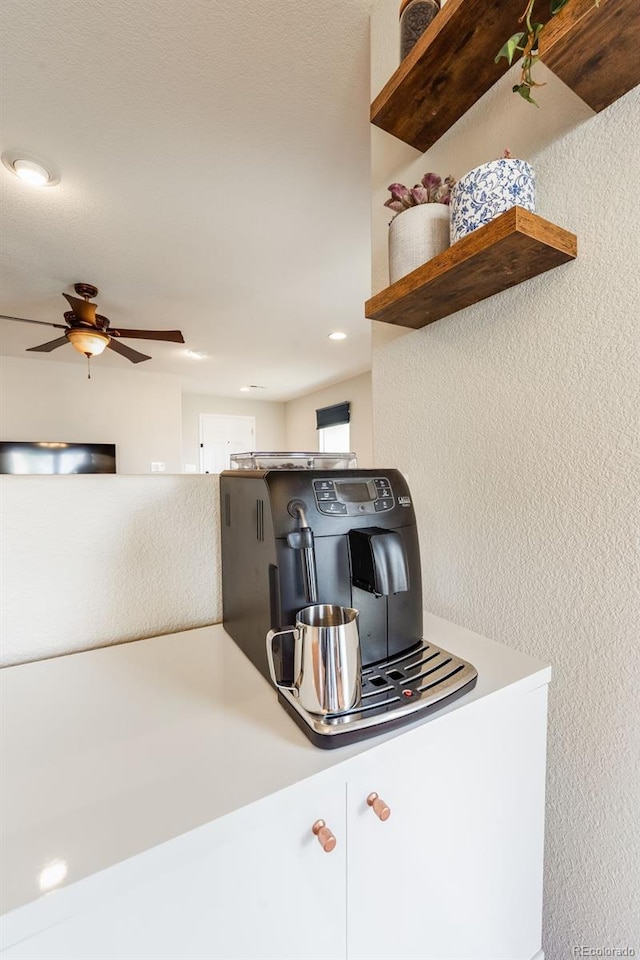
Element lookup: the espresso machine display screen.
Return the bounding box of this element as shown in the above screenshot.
[337,482,371,501]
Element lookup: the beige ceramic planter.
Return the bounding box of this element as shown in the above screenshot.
[388,203,450,283]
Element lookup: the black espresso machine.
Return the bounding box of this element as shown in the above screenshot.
[220,455,477,747]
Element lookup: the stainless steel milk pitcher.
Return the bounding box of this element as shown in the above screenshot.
[266,604,361,715]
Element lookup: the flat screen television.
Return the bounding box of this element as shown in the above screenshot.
[0,442,117,475]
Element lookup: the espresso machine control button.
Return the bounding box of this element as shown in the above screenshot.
[313,479,336,492]
[374,498,394,511]
[374,478,393,498]
[320,501,347,515]
[316,490,338,501]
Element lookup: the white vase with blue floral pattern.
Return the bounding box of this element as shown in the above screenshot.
[450,159,535,244]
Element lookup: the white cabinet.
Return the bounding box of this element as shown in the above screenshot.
[2,684,547,960]
[1,774,346,960]
[346,684,548,960]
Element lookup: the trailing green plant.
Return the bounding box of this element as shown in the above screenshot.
[496,0,598,107]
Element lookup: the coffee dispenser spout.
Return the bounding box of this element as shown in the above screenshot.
[348,527,410,597]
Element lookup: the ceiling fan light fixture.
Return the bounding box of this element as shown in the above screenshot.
[4,283,183,368]
[66,328,110,357]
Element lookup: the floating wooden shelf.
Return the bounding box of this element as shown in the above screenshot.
[371,0,639,152]
[365,207,577,329]
[539,0,640,112]
[370,0,526,152]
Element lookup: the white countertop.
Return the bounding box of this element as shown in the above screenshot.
[0,615,550,917]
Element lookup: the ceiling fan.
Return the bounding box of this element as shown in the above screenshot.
[0,283,185,370]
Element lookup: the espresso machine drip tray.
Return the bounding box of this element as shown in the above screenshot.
[278,638,478,748]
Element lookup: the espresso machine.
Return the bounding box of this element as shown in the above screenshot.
[220,454,477,747]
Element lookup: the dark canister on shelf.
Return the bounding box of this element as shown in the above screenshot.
[399,0,439,61]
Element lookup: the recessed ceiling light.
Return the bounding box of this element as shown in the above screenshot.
[328,331,347,340]
[1,150,60,187]
[186,350,207,359]
[240,385,251,392]
[38,859,68,892]
[14,160,50,186]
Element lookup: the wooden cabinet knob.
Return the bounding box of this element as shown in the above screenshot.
[367,792,391,821]
[312,819,337,853]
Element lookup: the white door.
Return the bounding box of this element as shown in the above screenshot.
[346,686,548,960]
[199,414,255,473]
[1,773,347,960]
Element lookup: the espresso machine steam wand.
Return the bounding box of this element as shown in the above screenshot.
[287,501,318,604]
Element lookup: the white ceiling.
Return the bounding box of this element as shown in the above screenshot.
[0,0,374,401]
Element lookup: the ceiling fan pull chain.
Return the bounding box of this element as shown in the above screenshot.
[87,354,91,380]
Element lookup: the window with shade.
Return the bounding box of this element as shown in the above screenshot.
[316,402,350,453]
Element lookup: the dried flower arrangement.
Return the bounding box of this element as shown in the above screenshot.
[496,0,599,106]
[384,172,456,219]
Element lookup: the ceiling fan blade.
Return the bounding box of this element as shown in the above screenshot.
[62,293,98,326]
[26,336,70,353]
[0,314,67,330]
[110,328,185,343]
[107,339,151,364]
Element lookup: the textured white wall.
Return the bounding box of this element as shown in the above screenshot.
[0,357,183,474]
[370,5,640,948]
[285,372,374,467]
[181,393,286,470]
[0,475,221,666]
